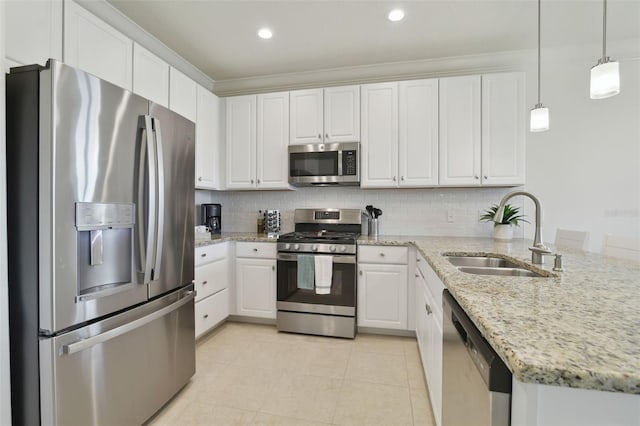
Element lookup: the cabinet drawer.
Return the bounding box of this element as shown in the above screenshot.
[195,288,229,339]
[236,241,277,259]
[358,245,409,264]
[195,259,228,301]
[195,242,228,267]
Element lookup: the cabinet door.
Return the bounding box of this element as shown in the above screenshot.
[399,79,439,187]
[64,0,133,90]
[196,86,222,189]
[236,258,276,318]
[225,95,257,189]
[324,85,360,143]
[482,72,525,186]
[133,43,169,107]
[169,67,197,122]
[357,263,408,329]
[439,75,481,186]
[360,82,399,188]
[429,311,443,426]
[5,0,63,67]
[257,92,290,189]
[289,89,323,144]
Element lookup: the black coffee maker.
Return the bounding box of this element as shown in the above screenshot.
[201,204,221,235]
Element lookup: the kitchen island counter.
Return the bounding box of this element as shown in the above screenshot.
[359,235,640,395]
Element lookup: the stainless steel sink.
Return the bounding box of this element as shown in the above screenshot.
[446,256,521,269]
[457,266,544,278]
[443,255,549,278]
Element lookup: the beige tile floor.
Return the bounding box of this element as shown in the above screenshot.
[146,322,435,426]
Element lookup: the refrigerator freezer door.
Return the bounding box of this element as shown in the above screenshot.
[41,61,151,333]
[39,286,196,425]
[147,103,195,299]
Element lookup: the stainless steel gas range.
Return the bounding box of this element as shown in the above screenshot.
[276,208,361,338]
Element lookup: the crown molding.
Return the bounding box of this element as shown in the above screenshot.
[75,0,215,91]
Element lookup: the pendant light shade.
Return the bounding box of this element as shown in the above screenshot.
[590,0,620,99]
[530,0,549,132]
[530,104,550,132]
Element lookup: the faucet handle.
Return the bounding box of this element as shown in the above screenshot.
[528,244,552,254]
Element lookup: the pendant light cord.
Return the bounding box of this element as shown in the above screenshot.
[602,0,607,60]
[537,0,541,105]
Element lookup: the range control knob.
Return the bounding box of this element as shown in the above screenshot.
[284,243,291,250]
[312,244,319,251]
[293,244,300,250]
[330,245,337,252]
[340,246,346,252]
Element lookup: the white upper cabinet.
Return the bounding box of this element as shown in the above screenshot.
[225,95,257,189]
[290,85,360,144]
[360,82,399,188]
[5,0,63,67]
[399,79,439,187]
[257,92,290,189]
[323,86,360,143]
[196,86,223,190]
[481,72,525,185]
[133,43,169,107]
[64,0,133,90]
[290,89,324,144]
[439,75,481,186]
[169,67,197,122]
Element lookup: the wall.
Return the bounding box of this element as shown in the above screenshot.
[522,40,640,253]
[0,1,13,423]
[197,187,524,238]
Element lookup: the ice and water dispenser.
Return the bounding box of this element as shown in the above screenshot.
[75,202,135,299]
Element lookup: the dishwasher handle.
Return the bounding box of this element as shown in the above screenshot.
[443,290,512,393]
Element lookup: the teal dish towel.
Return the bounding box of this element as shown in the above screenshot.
[297,254,315,290]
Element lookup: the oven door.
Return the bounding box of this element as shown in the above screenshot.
[276,252,356,316]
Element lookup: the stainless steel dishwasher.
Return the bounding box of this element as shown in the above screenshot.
[442,290,512,426]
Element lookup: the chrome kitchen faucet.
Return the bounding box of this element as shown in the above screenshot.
[494,191,553,264]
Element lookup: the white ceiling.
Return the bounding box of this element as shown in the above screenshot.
[107,0,640,82]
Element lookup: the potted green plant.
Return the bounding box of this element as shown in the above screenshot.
[480,203,528,241]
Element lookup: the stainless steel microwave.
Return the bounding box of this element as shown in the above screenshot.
[288,142,360,186]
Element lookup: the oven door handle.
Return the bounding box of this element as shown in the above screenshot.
[277,253,356,264]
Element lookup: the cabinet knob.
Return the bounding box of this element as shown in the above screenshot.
[318,133,322,140]
[392,176,396,182]
[415,274,419,278]
[272,265,275,271]
[251,179,254,184]
[325,133,329,139]
[203,314,209,319]
[425,304,432,315]
[198,177,202,181]
[253,248,258,252]
[359,270,363,276]
[380,253,385,257]
[401,176,405,181]
[484,175,488,179]
[202,280,208,285]
[201,253,207,257]
[475,176,479,180]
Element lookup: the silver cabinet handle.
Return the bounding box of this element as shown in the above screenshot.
[425,304,432,315]
[62,292,195,355]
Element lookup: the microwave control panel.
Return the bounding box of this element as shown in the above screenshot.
[342,150,357,176]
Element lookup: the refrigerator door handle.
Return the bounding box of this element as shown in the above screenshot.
[137,115,157,285]
[151,117,165,281]
[61,290,195,355]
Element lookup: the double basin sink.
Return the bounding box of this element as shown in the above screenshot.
[444,255,549,278]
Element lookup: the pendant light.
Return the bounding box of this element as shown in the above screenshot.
[530,0,549,132]
[590,0,620,99]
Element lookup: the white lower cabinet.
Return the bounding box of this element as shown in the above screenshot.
[415,253,445,426]
[235,242,277,319]
[357,245,409,330]
[194,243,230,338]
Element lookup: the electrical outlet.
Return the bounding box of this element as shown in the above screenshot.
[447,211,454,223]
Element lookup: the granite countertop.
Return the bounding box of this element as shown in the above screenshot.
[195,232,278,247]
[360,235,640,395]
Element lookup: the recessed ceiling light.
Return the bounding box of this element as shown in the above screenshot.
[387,9,405,22]
[257,28,273,39]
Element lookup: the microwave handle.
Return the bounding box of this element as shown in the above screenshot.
[338,150,343,176]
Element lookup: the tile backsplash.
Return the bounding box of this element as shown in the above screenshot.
[196,187,525,238]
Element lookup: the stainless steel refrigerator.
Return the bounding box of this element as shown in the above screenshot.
[6,60,196,425]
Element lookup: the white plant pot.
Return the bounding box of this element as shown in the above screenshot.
[494,224,514,241]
